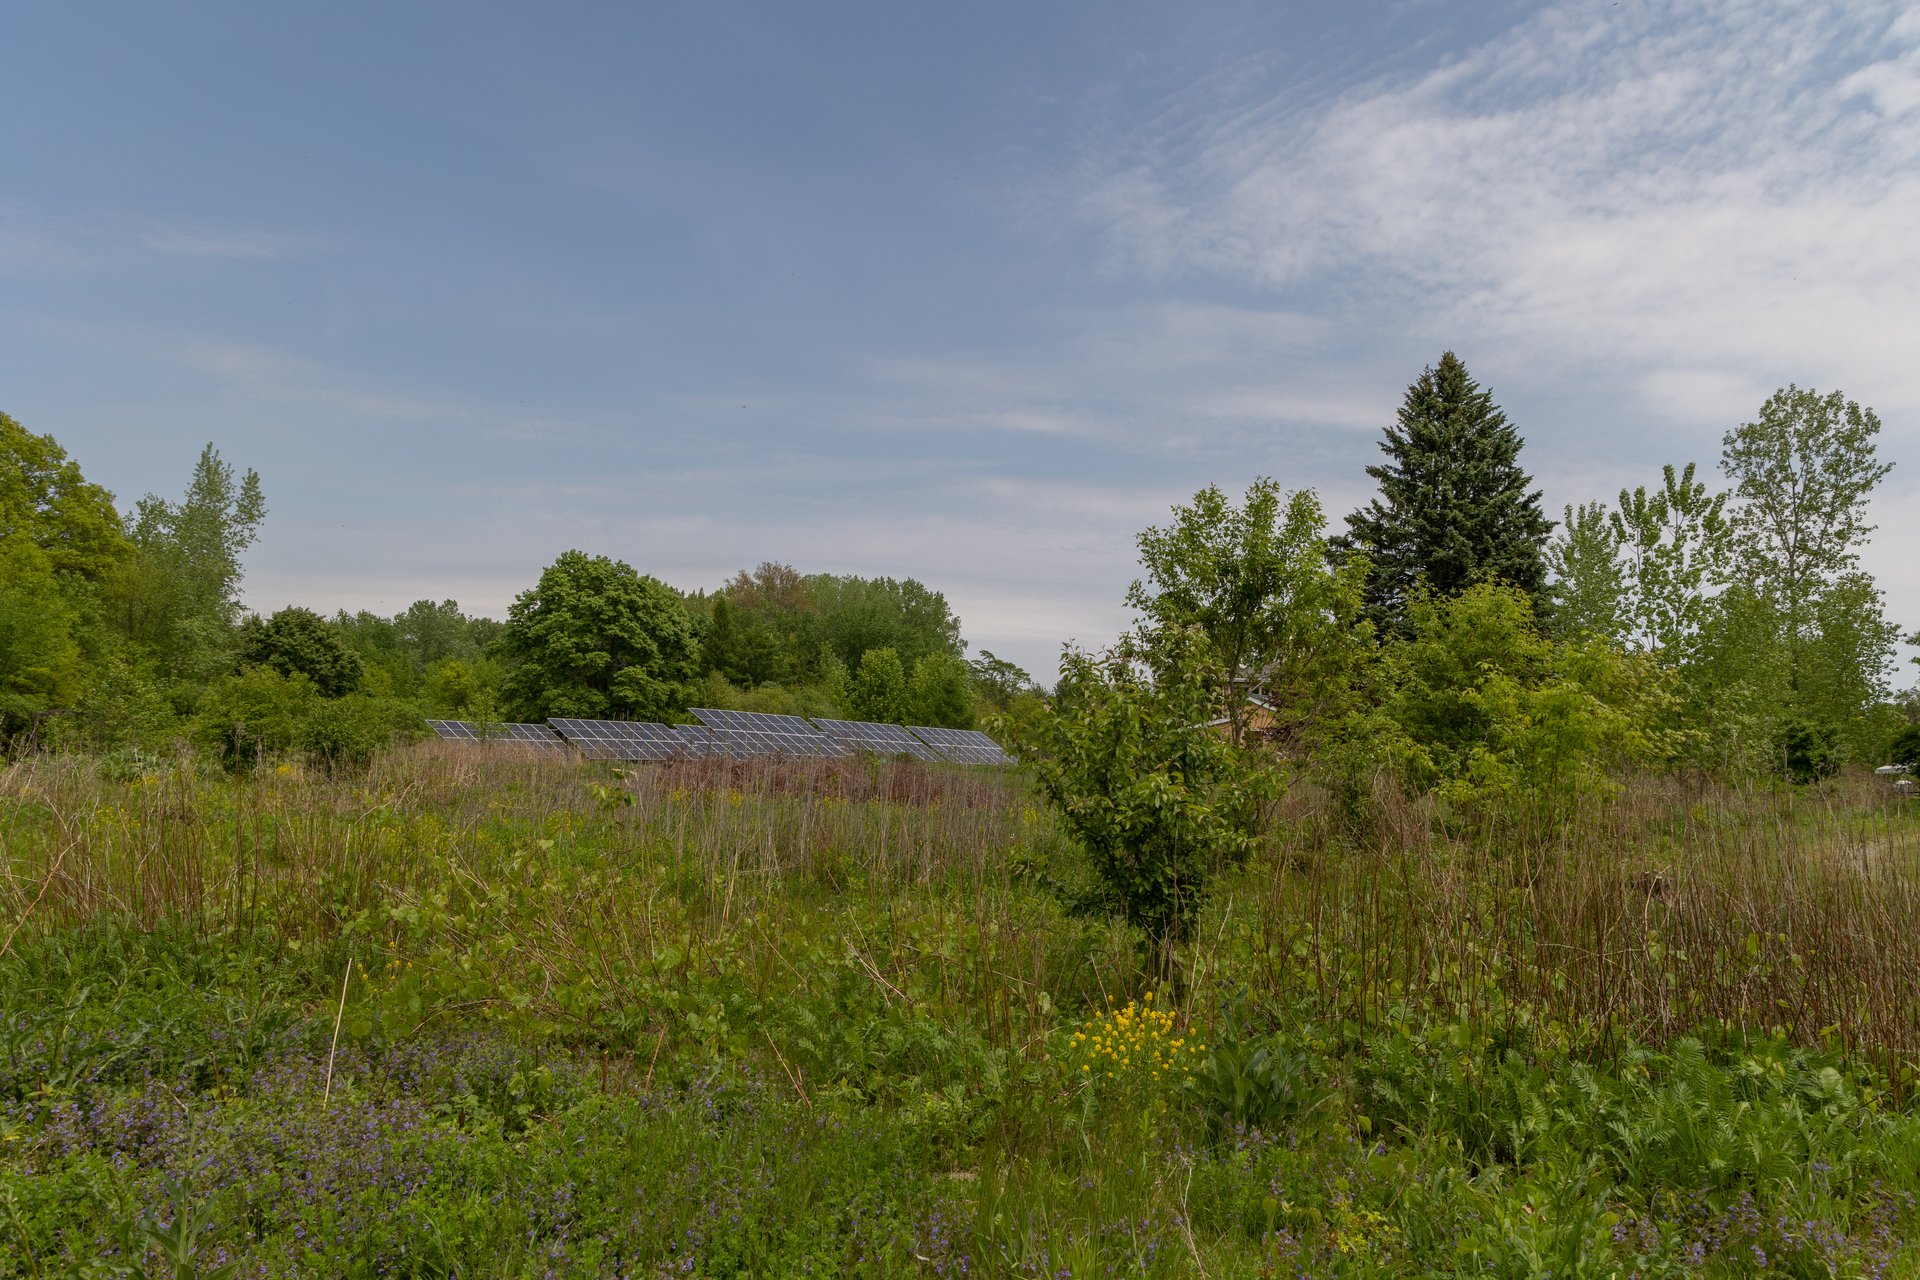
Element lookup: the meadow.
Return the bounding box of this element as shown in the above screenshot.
[4,745,1920,1278]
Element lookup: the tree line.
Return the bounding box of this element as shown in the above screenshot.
[0,411,1035,767]
[4,354,1908,784]
[1005,354,1911,963]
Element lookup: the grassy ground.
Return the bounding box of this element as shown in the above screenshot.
[3,745,1920,1277]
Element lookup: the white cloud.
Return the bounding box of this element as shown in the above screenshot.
[1080,0,1920,406]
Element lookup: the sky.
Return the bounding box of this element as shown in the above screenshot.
[5,0,1918,682]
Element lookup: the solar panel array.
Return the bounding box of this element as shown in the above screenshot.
[426,720,569,753]
[433,713,1012,765]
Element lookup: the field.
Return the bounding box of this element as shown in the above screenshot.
[5,746,1920,1278]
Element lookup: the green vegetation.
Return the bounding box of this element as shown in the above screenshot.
[1338,352,1555,625]
[4,365,1919,1275]
[5,751,1920,1277]
[0,418,1008,765]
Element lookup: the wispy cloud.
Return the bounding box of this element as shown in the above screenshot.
[0,202,318,272]
[1079,1,1920,409]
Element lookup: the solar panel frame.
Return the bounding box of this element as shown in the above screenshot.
[669,725,724,758]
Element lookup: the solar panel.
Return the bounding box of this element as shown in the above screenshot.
[688,709,851,758]
[670,725,725,758]
[908,726,1015,765]
[428,720,569,753]
[810,718,945,761]
[549,718,683,761]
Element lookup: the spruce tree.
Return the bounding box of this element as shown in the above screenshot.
[1341,352,1553,628]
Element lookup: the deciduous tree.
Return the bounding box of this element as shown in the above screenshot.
[850,646,909,724]
[1000,627,1274,966]
[239,607,365,698]
[498,550,700,721]
[1546,501,1627,642]
[111,444,266,681]
[907,652,975,728]
[1721,386,1893,698]
[1132,480,1370,747]
[0,411,130,584]
[1611,462,1730,660]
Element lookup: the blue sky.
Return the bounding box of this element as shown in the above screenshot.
[5,0,1918,680]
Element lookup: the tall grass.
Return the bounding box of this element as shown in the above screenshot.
[1244,773,1920,1074]
[6,743,1918,1068]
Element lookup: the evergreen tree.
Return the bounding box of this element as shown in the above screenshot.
[1341,353,1553,628]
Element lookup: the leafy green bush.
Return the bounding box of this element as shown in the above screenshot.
[1886,722,1920,771]
[1382,582,1676,812]
[1003,627,1275,959]
[191,669,418,772]
[1777,716,1841,783]
[299,693,423,773]
[190,666,317,769]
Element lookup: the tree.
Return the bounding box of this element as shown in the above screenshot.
[808,574,964,672]
[1341,353,1554,626]
[1546,501,1627,642]
[702,592,808,689]
[421,656,506,720]
[498,550,700,721]
[110,444,266,681]
[1721,386,1893,699]
[0,411,130,585]
[0,413,125,736]
[907,652,976,728]
[968,650,1038,710]
[1383,582,1673,810]
[191,666,318,770]
[1793,571,1900,760]
[393,599,487,667]
[1611,463,1731,661]
[850,647,909,724]
[999,627,1274,966]
[335,599,498,697]
[0,550,83,736]
[1132,481,1371,747]
[239,607,365,698]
